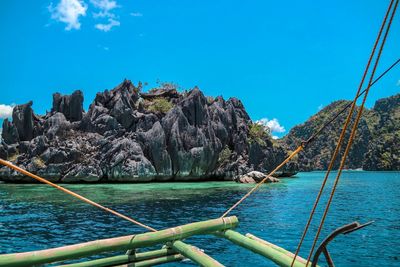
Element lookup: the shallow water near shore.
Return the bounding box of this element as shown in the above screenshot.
[1,171,399,266]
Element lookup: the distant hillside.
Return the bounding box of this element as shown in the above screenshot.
[363,94,400,170]
[281,94,400,171]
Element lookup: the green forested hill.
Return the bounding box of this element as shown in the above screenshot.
[363,94,400,170]
[281,94,399,171]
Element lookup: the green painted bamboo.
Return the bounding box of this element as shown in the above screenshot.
[245,233,309,265]
[171,240,224,267]
[0,216,238,267]
[114,254,185,267]
[218,230,317,267]
[59,248,178,267]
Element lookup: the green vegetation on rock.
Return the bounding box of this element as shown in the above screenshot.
[32,157,46,168]
[218,146,232,164]
[7,152,19,162]
[249,123,270,146]
[147,98,174,113]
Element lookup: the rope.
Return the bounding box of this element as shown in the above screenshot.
[221,145,303,218]
[220,55,399,220]
[220,58,399,220]
[305,57,400,145]
[305,1,398,265]
[0,159,157,232]
[290,1,396,265]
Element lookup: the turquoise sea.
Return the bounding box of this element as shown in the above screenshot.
[1,171,399,266]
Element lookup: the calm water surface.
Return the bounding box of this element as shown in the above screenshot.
[1,171,399,266]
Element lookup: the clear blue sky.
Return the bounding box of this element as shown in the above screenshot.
[0,0,399,137]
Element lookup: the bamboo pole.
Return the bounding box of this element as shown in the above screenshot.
[218,230,318,267]
[245,234,309,265]
[171,240,224,267]
[59,248,179,267]
[0,216,238,267]
[113,254,184,267]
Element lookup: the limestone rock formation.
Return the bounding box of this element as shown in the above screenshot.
[235,171,280,183]
[2,119,19,144]
[0,80,292,182]
[12,101,35,142]
[52,90,84,122]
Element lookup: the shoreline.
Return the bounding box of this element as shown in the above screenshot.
[1,170,398,184]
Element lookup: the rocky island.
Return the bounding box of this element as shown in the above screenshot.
[0,80,293,182]
[0,80,398,183]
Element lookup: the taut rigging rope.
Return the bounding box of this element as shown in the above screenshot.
[0,159,157,232]
[305,1,398,265]
[291,0,397,265]
[221,145,304,218]
[305,58,400,145]
[221,58,400,219]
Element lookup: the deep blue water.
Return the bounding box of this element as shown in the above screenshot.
[1,171,399,266]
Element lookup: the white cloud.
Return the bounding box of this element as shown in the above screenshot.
[95,18,120,32]
[256,118,286,133]
[91,0,118,18]
[0,104,14,119]
[91,0,120,31]
[272,135,279,140]
[130,12,143,17]
[48,0,88,30]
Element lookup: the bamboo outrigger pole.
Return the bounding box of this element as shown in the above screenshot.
[245,234,309,265]
[0,217,238,267]
[217,230,320,267]
[60,248,183,267]
[171,241,224,267]
[111,254,185,267]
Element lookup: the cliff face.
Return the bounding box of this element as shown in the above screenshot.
[363,94,400,170]
[281,94,400,171]
[0,80,291,182]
